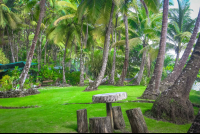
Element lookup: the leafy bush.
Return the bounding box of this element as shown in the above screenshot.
[23,79,32,89]
[0,75,13,91]
[65,71,80,86]
[39,64,61,81]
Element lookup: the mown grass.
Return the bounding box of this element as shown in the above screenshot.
[0,85,199,133]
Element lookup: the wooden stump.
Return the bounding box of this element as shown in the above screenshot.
[112,106,125,130]
[106,103,114,132]
[188,109,200,133]
[126,108,148,133]
[89,117,112,133]
[77,109,88,133]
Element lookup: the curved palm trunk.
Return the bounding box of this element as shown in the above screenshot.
[150,29,200,124]
[133,43,147,85]
[116,13,129,86]
[141,0,169,100]
[159,9,200,92]
[19,0,46,89]
[63,37,69,85]
[80,18,85,86]
[174,44,180,68]
[84,0,115,91]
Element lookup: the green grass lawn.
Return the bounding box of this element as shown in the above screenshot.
[0,85,199,133]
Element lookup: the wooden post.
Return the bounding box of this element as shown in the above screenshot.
[126,108,148,133]
[188,110,200,133]
[106,103,114,132]
[112,106,125,130]
[77,109,88,133]
[89,117,112,133]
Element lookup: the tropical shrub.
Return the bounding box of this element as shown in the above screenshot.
[0,75,13,91]
[65,71,80,86]
[0,48,9,64]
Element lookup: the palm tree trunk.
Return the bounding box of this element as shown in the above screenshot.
[80,18,85,86]
[141,0,169,100]
[159,9,200,92]
[146,53,151,77]
[63,36,69,85]
[37,32,43,82]
[84,0,115,91]
[44,40,48,65]
[6,28,15,63]
[150,28,200,125]
[19,0,46,89]
[108,34,117,85]
[133,42,147,85]
[116,13,129,86]
[174,44,180,68]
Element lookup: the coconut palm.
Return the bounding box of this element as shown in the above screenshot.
[141,0,169,100]
[167,0,195,68]
[128,6,162,85]
[0,0,21,62]
[19,0,46,89]
[150,18,200,124]
[159,9,200,92]
[78,0,115,91]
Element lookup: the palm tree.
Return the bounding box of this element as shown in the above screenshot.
[84,0,115,91]
[150,22,200,124]
[159,3,200,92]
[141,0,169,100]
[0,1,21,62]
[116,0,130,86]
[19,0,46,89]
[128,6,162,85]
[168,0,195,68]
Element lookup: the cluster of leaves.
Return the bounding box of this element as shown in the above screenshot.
[38,64,61,82]
[65,70,80,86]
[0,75,13,91]
[0,49,9,64]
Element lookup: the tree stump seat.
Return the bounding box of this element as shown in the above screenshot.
[92,92,127,132]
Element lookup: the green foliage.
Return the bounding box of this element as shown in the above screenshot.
[0,48,9,64]
[0,75,13,91]
[39,64,61,82]
[65,71,80,86]
[23,79,32,89]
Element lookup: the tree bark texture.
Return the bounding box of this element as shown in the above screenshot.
[159,9,200,92]
[126,108,149,133]
[79,18,84,86]
[77,109,88,133]
[89,117,112,133]
[112,106,125,130]
[174,45,180,69]
[62,37,69,85]
[187,110,200,133]
[19,0,46,89]
[108,14,118,85]
[84,1,115,91]
[116,13,129,86]
[146,53,151,77]
[141,0,169,100]
[133,43,147,85]
[6,28,15,63]
[150,32,200,124]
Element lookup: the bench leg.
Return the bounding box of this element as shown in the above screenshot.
[106,103,114,132]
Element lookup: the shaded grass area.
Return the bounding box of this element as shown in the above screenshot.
[0,85,199,133]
